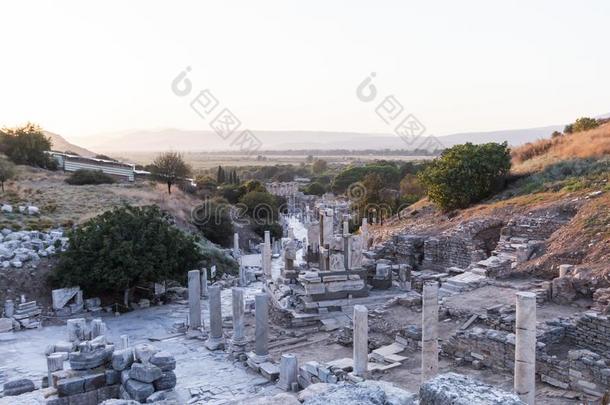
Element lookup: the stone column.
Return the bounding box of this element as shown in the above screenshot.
[514,292,536,405]
[361,218,369,249]
[233,233,240,257]
[188,270,202,330]
[205,285,224,350]
[47,353,64,387]
[201,268,208,298]
[343,235,352,270]
[421,282,439,383]
[253,293,269,362]
[239,258,247,287]
[353,305,368,376]
[343,220,349,235]
[230,287,247,354]
[278,353,298,391]
[4,299,14,318]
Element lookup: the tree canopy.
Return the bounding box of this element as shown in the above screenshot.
[0,123,57,169]
[419,142,511,211]
[150,151,191,194]
[51,205,202,296]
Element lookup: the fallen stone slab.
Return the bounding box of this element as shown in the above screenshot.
[149,351,176,371]
[124,379,155,402]
[153,371,176,391]
[57,376,85,396]
[129,362,162,383]
[419,373,525,405]
[3,378,35,396]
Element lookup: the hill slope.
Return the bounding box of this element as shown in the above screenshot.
[44,130,96,157]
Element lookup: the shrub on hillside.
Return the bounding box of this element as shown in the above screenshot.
[0,123,57,169]
[511,138,558,163]
[51,205,202,299]
[419,142,511,211]
[565,117,599,134]
[192,198,234,247]
[65,169,116,185]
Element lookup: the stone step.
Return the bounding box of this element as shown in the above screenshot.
[470,268,487,276]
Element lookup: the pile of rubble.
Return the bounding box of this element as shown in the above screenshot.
[0,228,68,269]
[2,318,178,404]
[1,296,42,332]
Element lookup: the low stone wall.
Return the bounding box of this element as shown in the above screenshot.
[564,311,610,356]
[442,317,610,398]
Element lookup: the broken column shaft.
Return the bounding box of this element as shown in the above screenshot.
[254,293,269,362]
[188,270,202,330]
[353,304,368,376]
[514,291,536,405]
[421,282,439,383]
[205,285,224,350]
[230,287,247,352]
[201,268,208,298]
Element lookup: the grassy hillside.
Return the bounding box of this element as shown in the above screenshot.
[0,165,200,231]
[373,124,610,279]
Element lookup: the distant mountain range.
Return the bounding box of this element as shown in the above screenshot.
[77,125,565,153]
[57,113,610,154]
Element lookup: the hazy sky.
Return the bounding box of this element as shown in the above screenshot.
[1,0,609,144]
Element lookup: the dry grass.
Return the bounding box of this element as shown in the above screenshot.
[512,123,610,173]
[0,165,202,231]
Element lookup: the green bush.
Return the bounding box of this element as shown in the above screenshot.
[193,199,234,247]
[65,169,116,185]
[331,163,401,194]
[419,142,511,211]
[51,205,202,296]
[571,117,599,133]
[0,123,57,169]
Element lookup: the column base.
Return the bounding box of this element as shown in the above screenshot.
[204,336,225,350]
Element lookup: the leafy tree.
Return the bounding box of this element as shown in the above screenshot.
[150,151,191,194]
[195,175,218,193]
[419,142,511,211]
[312,159,328,174]
[331,163,401,193]
[220,184,247,204]
[193,198,234,246]
[244,179,266,193]
[551,131,563,139]
[51,205,202,301]
[65,169,115,185]
[303,182,326,196]
[217,165,225,184]
[572,117,599,133]
[0,123,57,169]
[0,157,16,192]
[239,191,279,220]
[564,124,574,134]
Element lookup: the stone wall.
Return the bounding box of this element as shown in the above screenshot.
[442,313,610,398]
[564,311,610,356]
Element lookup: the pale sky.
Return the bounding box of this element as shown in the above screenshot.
[1,0,609,144]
